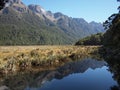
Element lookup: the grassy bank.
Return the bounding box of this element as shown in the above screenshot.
[0,45,100,73]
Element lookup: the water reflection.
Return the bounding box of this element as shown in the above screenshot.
[0,58,118,90]
[36,66,116,90]
[105,57,120,90]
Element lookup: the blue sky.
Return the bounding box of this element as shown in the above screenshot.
[22,0,119,23]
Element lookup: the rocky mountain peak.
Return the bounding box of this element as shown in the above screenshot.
[9,0,22,5]
[46,11,53,17]
[28,4,56,21]
[3,0,27,13]
[54,12,64,18]
[28,4,46,14]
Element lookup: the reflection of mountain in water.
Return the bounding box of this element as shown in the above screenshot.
[28,59,107,89]
[58,58,107,74]
[0,59,107,90]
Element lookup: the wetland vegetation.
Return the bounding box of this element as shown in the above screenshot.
[0,46,100,73]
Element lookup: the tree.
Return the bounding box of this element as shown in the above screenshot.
[103,0,120,47]
[75,33,104,45]
[103,0,120,30]
[117,0,120,13]
[0,0,8,10]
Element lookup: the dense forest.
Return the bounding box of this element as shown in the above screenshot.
[75,33,104,45]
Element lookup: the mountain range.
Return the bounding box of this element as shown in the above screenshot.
[0,0,104,45]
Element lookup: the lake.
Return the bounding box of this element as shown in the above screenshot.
[0,58,119,90]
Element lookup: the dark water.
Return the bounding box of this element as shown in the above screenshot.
[0,58,119,90]
[32,67,117,90]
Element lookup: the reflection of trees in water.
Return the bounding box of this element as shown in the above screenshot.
[99,46,120,90]
[105,57,120,90]
[111,86,120,90]
[0,58,106,90]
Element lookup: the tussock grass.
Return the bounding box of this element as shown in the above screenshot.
[0,45,100,73]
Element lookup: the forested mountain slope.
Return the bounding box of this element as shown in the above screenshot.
[0,0,104,45]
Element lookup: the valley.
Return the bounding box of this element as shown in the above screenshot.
[0,0,104,45]
[0,45,100,73]
[0,0,120,90]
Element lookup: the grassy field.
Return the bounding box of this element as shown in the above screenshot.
[0,45,100,73]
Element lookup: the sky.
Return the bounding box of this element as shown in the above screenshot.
[22,0,119,23]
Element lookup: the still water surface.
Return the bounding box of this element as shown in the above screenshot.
[23,58,118,90]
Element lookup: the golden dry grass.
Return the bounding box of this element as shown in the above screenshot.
[0,45,100,73]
